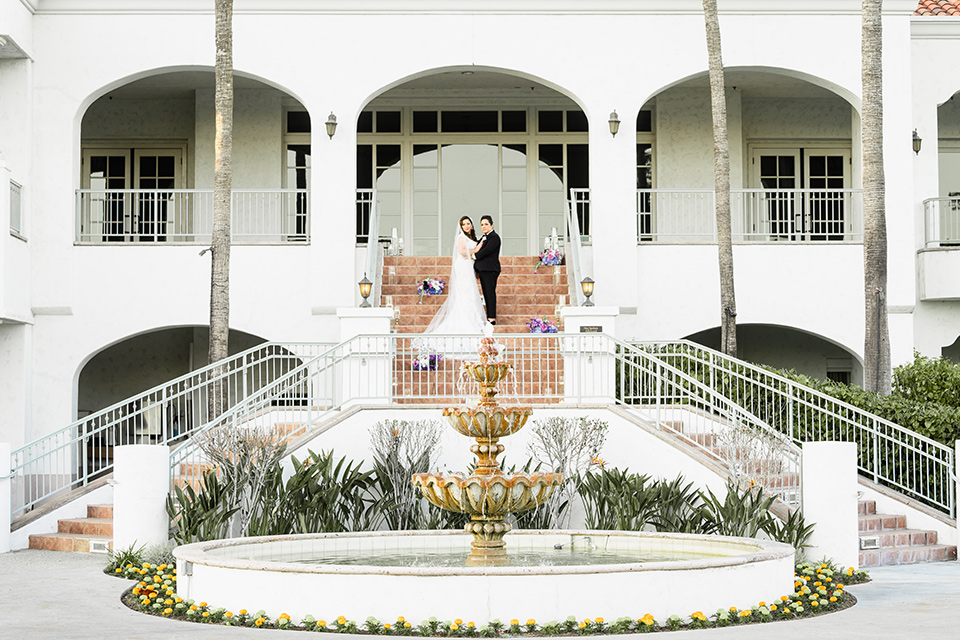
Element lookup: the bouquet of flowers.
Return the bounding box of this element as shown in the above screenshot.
[527,317,559,333]
[412,353,443,371]
[416,277,446,304]
[534,248,564,273]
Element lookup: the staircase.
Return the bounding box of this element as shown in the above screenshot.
[381,255,568,334]
[28,504,114,553]
[858,499,957,566]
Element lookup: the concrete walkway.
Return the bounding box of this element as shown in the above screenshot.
[2,549,958,639]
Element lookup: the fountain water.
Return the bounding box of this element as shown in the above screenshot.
[412,338,562,566]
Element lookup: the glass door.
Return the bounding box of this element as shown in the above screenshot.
[805,151,848,241]
[134,150,181,242]
[82,149,129,242]
[755,150,800,239]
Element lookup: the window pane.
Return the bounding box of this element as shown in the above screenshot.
[90,156,106,176]
[567,144,589,188]
[538,144,563,168]
[503,144,526,165]
[376,145,401,170]
[567,110,588,132]
[356,145,373,188]
[357,112,373,133]
[287,111,311,133]
[760,156,776,176]
[158,156,175,177]
[809,155,825,176]
[376,111,401,133]
[413,111,438,133]
[637,110,653,132]
[413,145,437,166]
[140,156,156,176]
[538,110,563,132]
[779,156,795,176]
[441,111,498,132]
[502,167,526,191]
[827,155,844,176]
[10,182,21,233]
[502,111,526,132]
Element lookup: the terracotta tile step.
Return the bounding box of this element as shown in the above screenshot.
[859,544,957,567]
[858,500,876,516]
[859,514,907,532]
[87,504,113,519]
[860,528,938,548]
[29,533,113,553]
[58,517,113,536]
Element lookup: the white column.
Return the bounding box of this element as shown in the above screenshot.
[801,441,859,568]
[0,443,10,553]
[336,308,394,405]
[559,307,618,404]
[955,440,960,538]
[113,445,169,551]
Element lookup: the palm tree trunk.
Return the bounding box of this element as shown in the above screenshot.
[703,0,737,357]
[862,0,891,394]
[209,0,233,418]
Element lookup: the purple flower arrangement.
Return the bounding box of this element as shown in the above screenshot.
[412,353,443,371]
[534,248,564,272]
[416,277,446,304]
[527,317,559,333]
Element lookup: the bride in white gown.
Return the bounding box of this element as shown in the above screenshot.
[422,216,494,340]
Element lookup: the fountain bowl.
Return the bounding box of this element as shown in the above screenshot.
[443,406,533,440]
[174,530,795,624]
[412,472,562,516]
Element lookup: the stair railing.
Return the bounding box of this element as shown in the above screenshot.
[363,195,383,307]
[637,340,956,518]
[9,342,332,519]
[607,336,802,503]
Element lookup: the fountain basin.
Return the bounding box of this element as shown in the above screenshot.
[174,530,795,624]
[443,406,533,439]
[412,472,562,516]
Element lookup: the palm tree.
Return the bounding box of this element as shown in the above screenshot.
[703,0,737,357]
[209,0,233,417]
[861,0,890,394]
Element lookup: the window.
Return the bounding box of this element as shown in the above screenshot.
[10,181,22,235]
[284,111,311,239]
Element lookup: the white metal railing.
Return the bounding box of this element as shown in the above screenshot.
[10,342,333,518]
[76,189,310,244]
[923,197,960,248]
[639,340,956,517]
[356,189,375,244]
[637,188,863,243]
[169,333,800,505]
[567,189,588,305]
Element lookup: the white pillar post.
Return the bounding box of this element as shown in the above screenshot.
[801,441,859,568]
[955,440,959,533]
[559,307,618,404]
[0,443,10,553]
[114,445,169,551]
[337,308,394,405]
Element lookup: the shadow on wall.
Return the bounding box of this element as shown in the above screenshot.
[77,327,267,420]
[684,323,862,387]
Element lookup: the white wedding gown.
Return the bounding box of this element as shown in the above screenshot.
[423,232,494,338]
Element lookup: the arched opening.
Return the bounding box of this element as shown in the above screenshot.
[684,324,863,386]
[356,67,588,256]
[935,91,960,245]
[77,326,267,421]
[943,335,960,364]
[78,69,310,244]
[636,68,860,243]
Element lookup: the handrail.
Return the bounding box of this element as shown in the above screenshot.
[638,340,956,517]
[364,195,382,307]
[566,189,587,305]
[608,336,802,503]
[10,341,333,518]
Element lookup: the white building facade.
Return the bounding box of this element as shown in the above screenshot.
[1,0,959,449]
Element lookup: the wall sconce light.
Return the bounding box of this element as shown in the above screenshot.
[608,111,621,138]
[580,277,595,307]
[912,129,922,155]
[325,112,338,139]
[358,274,372,307]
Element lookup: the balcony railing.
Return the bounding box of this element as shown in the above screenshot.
[923,197,960,248]
[637,189,863,244]
[76,189,310,244]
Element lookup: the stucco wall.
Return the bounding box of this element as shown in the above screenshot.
[742,98,852,142]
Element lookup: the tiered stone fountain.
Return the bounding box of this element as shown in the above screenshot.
[412,338,563,566]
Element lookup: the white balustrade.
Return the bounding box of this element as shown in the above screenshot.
[923,197,960,247]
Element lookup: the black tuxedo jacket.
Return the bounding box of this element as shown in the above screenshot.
[473,230,501,273]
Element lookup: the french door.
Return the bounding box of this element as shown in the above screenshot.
[753,148,850,241]
[82,148,182,242]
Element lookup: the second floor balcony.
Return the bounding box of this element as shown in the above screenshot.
[637,188,863,244]
[76,189,310,245]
